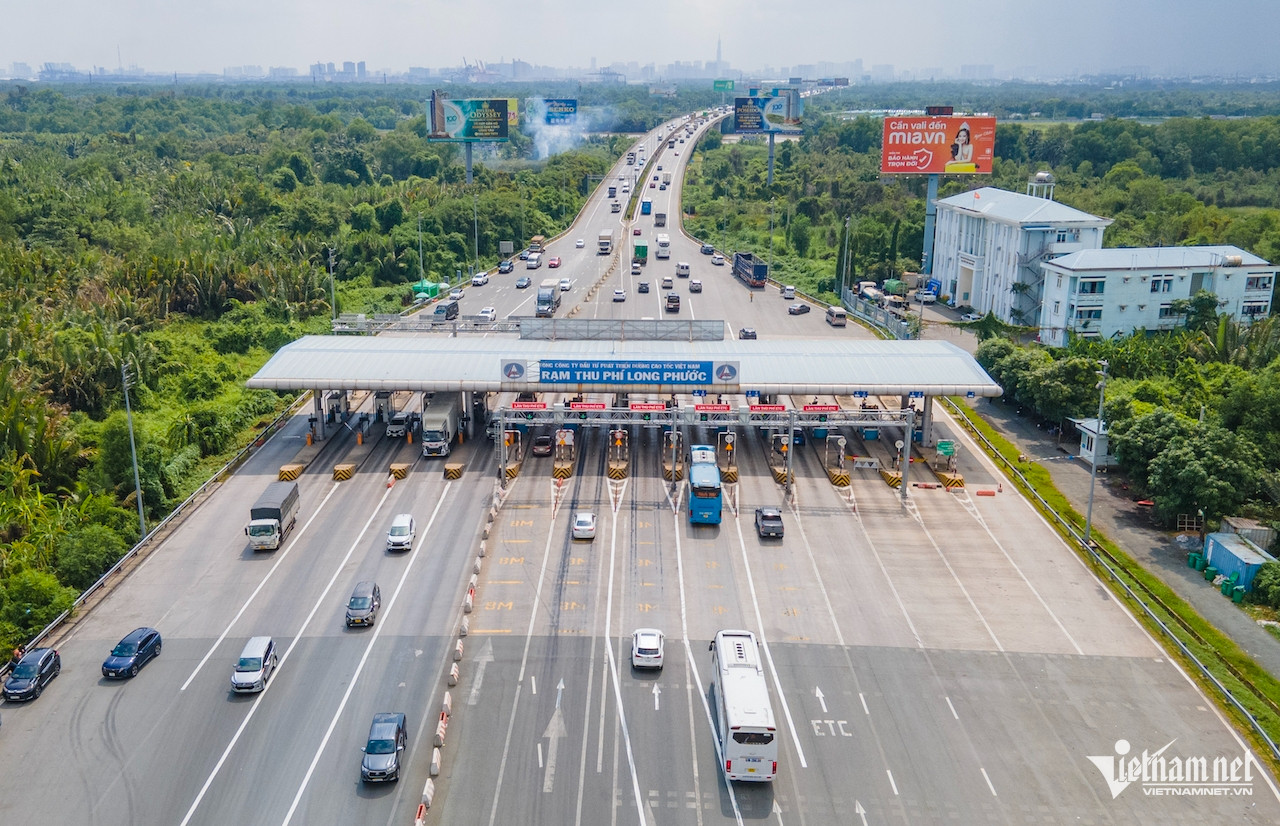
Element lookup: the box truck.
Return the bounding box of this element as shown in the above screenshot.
[245,481,300,551]
[421,392,461,457]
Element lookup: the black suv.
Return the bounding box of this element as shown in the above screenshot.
[4,647,61,701]
[102,627,162,679]
[361,712,408,782]
[498,259,514,273]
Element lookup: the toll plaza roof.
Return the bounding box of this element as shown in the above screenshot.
[247,335,1002,397]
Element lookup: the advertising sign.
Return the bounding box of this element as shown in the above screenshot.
[538,360,739,386]
[881,115,995,175]
[713,79,735,92]
[428,93,509,142]
[734,92,803,134]
[544,98,578,125]
[507,98,519,126]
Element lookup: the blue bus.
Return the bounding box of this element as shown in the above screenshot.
[641,198,653,215]
[688,445,722,524]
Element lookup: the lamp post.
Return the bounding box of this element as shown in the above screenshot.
[122,362,147,540]
[1083,360,1109,546]
[473,193,480,275]
[417,215,424,281]
[327,248,336,320]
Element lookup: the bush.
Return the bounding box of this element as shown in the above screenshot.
[55,525,129,590]
[0,569,77,642]
[1248,562,1280,609]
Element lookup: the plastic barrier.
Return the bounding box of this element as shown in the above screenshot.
[448,662,460,686]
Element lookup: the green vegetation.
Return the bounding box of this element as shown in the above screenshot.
[0,83,717,651]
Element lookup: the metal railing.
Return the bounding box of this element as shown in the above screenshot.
[940,396,1280,763]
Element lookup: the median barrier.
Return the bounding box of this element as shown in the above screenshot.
[422,779,436,809]
[441,690,453,716]
[434,714,448,748]
[459,616,470,636]
[454,638,465,660]
[431,748,442,777]
[463,588,474,613]
[473,555,483,574]
[448,662,460,686]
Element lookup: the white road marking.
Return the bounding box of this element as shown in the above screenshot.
[886,768,899,795]
[946,696,959,720]
[981,767,997,796]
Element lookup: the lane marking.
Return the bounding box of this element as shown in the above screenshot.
[860,693,869,715]
[179,482,341,691]
[886,768,899,795]
[906,497,1003,651]
[981,767,997,796]
[945,696,959,720]
[839,490,923,647]
[280,486,454,825]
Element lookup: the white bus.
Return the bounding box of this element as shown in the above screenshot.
[655,233,671,259]
[709,629,778,781]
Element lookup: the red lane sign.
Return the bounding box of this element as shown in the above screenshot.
[512,401,546,410]
[695,404,731,412]
[629,402,667,411]
[570,402,606,410]
[750,404,786,412]
[803,404,840,411]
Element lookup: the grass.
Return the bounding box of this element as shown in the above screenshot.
[947,398,1280,775]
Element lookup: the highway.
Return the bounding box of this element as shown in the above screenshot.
[1,112,1276,826]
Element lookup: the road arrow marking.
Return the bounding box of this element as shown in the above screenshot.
[856,800,868,824]
[555,677,564,709]
[467,637,495,705]
[815,685,827,713]
[542,705,568,793]
[652,683,661,710]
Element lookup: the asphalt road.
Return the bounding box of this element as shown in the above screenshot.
[2,113,1276,826]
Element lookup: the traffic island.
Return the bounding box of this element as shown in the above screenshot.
[278,463,305,481]
[443,462,464,479]
[389,462,411,479]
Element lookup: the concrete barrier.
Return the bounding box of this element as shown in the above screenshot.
[468,573,478,590]
[431,747,442,776]
[459,615,470,636]
[434,714,448,747]
[441,690,453,716]
[414,801,427,825]
[448,662,460,686]
[478,540,487,558]
[473,556,483,574]
[463,587,474,613]
[454,639,465,661]
[422,778,436,808]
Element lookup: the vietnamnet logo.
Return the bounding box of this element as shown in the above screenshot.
[1086,739,1259,798]
[502,361,525,380]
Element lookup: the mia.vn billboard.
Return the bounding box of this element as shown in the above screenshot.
[881,115,995,174]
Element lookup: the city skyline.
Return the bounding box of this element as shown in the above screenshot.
[4,0,1279,82]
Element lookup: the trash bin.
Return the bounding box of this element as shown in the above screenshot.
[1194,556,1208,572]
[1232,586,1246,604]
[1203,566,1218,582]
[1221,579,1235,596]
[1188,552,1202,569]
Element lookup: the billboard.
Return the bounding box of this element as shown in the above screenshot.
[428,93,509,142]
[733,91,803,134]
[507,98,519,126]
[544,98,578,125]
[713,79,735,91]
[881,115,995,175]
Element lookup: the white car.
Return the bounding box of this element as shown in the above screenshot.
[449,288,465,300]
[961,312,983,322]
[613,289,627,302]
[559,278,572,291]
[478,306,497,322]
[471,273,489,286]
[572,512,596,540]
[631,628,664,669]
[711,254,725,266]
[575,239,585,248]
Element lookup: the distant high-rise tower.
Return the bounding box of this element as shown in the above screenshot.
[716,37,722,71]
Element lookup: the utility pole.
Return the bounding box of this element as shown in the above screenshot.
[327,248,336,320]
[122,362,147,540]
[473,193,480,274]
[418,215,424,281]
[1084,360,1109,546]
[768,198,775,267]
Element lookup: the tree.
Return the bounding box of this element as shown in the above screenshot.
[788,214,812,258]
[0,568,77,645]
[55,524,127,590]
[1110,408,1195,490]
[1146,424,1262,523]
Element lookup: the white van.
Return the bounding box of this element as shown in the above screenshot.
[780,284,796,299]
[231,637,277,693]
[825,306,848,327]
[526,253,542,269]
[676,262,690,278]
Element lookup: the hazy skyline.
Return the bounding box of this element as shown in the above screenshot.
[4,0,1278,79]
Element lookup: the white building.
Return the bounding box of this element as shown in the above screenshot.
[1069,418,1116,468]
[1038,246,1275,346]
[933,187,1111,326]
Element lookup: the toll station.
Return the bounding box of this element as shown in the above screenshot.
[247,320,1002,495]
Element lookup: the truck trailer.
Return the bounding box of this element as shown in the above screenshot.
[421,392,461,458]
[245,481,300,551]
[654,212,667,227]
[732,252,768,289]
[633,243,649,266]
[598,229,614,255]
[536,278,562,317]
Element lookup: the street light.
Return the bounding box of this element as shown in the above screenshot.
[327,248,336,321]
[122,362,147,541]
[1084,360,1109,546]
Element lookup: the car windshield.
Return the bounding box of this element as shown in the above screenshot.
[349,597,372,610]
[367,738,397,755]
[112,642,138,657]
[246,524,276,537]
[389,525,410,536]
[236,657,263,672]
[12,661,39,679]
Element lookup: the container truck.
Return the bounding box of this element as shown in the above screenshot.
[655,233,671,259]
[732,252,768,289]
[662,172,672,186]
[654,212,667,227]
[245,481,300,551]
[597,229,613,255]
[607,185,617,198]
[421,392,461,458]
[633,243,649,266]
[641,198,652,216]
[536,278,562,317]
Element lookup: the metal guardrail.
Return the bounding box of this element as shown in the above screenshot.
[4,391,313,675]
[940,396,1280,764]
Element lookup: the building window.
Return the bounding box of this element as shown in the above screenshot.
[1075,308,1102,321]
[1056,230,1069,243]
[1243,302,1269,317]
[1053,300,1061,316]
[1150,275,1174,293]
[1158,304,1180,319]
[1078,279,1105,295]
[1245,275,1273,291]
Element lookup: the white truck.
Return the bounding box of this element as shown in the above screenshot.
[245,481,300,551]
[655,233,671,260]
[421,392,462,458]
[598,228,613,255]
[662,172,672,186]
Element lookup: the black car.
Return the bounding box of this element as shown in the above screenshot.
[788,302,811,315]
[754,507,785,538]
[498,259,514,274]
[637,281,650,293]
[700,243,715,255]
[518,250,530,260]
[102,627,162,679]
[362,712,408,782]
[738,327,758,340]
[515,276,532,289]
[4,647,60,701]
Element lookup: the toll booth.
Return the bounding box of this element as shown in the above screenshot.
[374,390,393,422]
[325,391,350,423]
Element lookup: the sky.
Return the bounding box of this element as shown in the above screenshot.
[4,0,1278,78]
